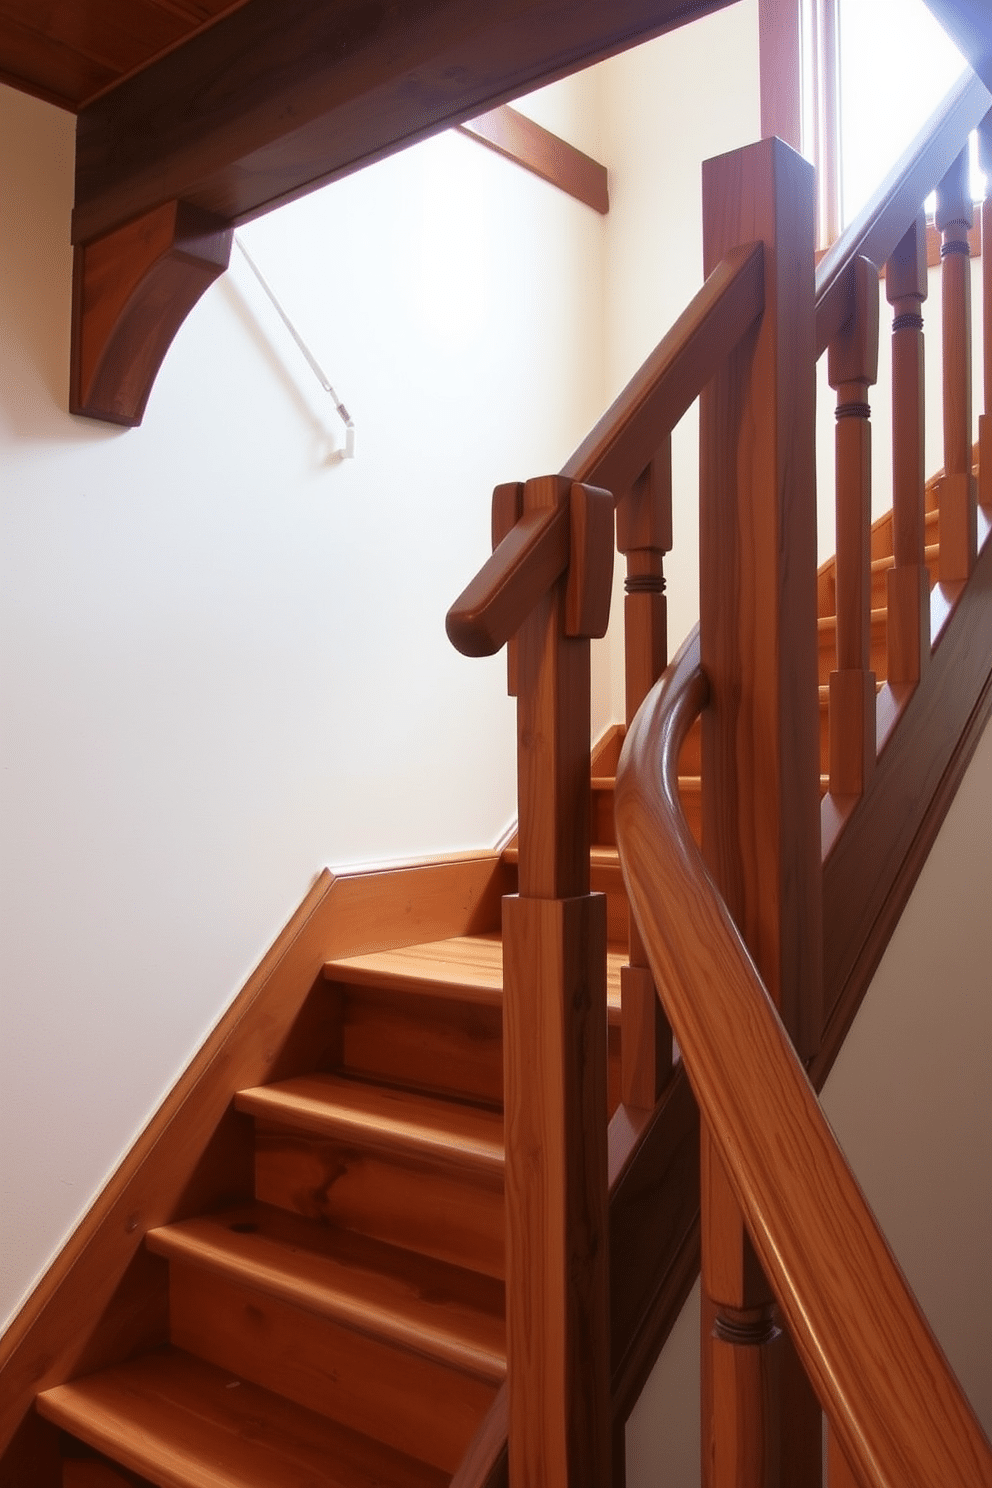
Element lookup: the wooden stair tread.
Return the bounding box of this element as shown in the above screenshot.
[38,1346,447,1488]
[146,1203,506,1383]
[235,1074,505,1176]
[326,934,623,1016]
[818,605,887,631]
[326,936,504,1006]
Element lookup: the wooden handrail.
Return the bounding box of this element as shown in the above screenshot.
[446,242,763,659]
[816,68,991,354]
[614,642,992,1488]
[562,241,764,493]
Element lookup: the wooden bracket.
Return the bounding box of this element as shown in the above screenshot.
[71,200,232,427]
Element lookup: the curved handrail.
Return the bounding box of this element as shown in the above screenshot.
[614,645,992,1488]
[816,69,991,353]
[446,242,764,656]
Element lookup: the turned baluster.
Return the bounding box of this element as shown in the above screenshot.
[616,443,673,1107]
[885,214,931,685]
[979,111,992,510]
[828,255,878,796]
[935,144,977,581]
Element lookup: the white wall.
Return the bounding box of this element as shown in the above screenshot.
[0,80,608,1331]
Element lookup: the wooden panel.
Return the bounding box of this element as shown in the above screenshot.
[72,0,738,243]
[168,1263,496,1473]
[339,986,503,1106]
[458,105,609,214]
[39,1347,449,1488]
[0,852,507,1466]
[254,1122,505,1280]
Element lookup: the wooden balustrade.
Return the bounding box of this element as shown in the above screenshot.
[886,213,931,685]
[936,144,977,582]
[828,255,879,795]
[616,446,674,1107]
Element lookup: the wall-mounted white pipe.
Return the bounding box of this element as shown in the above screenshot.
[233,234,355,461]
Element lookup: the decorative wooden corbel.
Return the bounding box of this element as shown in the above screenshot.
[70,200,233,426]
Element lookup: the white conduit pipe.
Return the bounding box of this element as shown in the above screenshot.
[233,234,356,461]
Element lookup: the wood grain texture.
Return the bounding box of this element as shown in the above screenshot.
[71,199,231,426]
[502,893,610,1488]
[699,136,822,1056]
[0,851,506,1468]
[937,146,977,581]
[147,1202,506,1380]
[38,1346,449,1488]
[614,640,992,1488]
[71,0,737,244]
[458,105,608,214]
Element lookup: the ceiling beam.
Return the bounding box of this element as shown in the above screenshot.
[72,0,739,245]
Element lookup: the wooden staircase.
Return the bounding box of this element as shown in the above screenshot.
[28,467,944,1487]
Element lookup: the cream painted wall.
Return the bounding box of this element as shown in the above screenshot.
[0,80,608,1331]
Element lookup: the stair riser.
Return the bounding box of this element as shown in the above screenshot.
[62,1456,151,1486]
[168,1263,493,1474]
[336,988,503,1107]
[253,1121,505,1279]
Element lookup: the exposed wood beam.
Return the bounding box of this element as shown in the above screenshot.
[72,0,739,246]
[458,106,609,214]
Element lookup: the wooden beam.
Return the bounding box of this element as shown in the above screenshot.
[458,106,609,214]
[72,0,738,245]
[71,200,232,426]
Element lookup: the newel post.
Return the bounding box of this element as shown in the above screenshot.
[698,137,823,1488]
[503,475,613,1487]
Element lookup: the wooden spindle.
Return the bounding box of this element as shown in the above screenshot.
[699,136,821,1488]
[503,473,610,1488]
[828,256,878,795]
[978,111,992,510]
[886,214,931,685]
[616,443,673,1107]
[935,145,977,581]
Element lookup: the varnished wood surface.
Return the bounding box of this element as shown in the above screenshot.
[815,70,990,357]
[614,637,992,1488]
[458,105,609,214]
[236,1073,505,1175]
[147,1201,506,1382]
[0,1,250,112]
[0,852,507,1465]
[562,243,764,498]
[71,0,737,245]
[38,1346,449,1488]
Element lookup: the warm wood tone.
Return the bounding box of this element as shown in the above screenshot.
[614,642,992,1488]
[0,1,251,112]
[503,895,609,1488]
[698,136,821,1486]
[936,145,977,581]
[617,447,673,1106]
[816,71,990,356]
[886,213,931,685]
[458,105,609,214]
[758,0,801,152]
[71,200,231,426]
[70,0,737,246]
[828,254,879,795]
[39,1348,449,1488]
[0,852,507,1465]
[980,113,992,510]
[700,136,821,1053]
[562,243,765,496]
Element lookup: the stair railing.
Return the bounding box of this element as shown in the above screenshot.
[448,63,992,1487]
[447,244,764,1485]
[617,71,992,1488]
